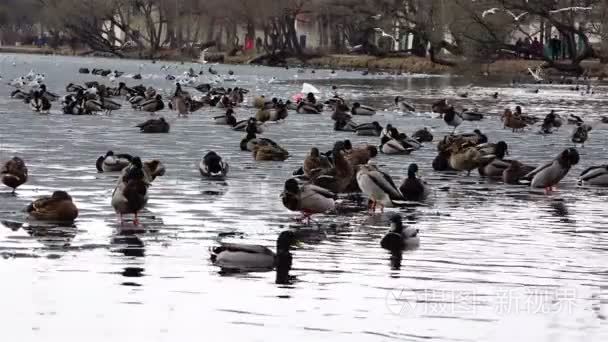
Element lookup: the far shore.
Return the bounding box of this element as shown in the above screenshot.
[3,45,608,80]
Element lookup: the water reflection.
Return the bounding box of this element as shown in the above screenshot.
[110,231,145,257]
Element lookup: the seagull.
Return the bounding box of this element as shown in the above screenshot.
[373,28,397,42]
[506,11,528,21]
[550,7,592,14]
[482,8,500,18]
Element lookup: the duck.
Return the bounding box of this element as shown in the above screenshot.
[578,165,608,186]
[380,214,420,251]
[448,143,495,175]
[312,141,354,193]
[412,128,433,142]
[10,89,30,100]
[39,84,59,102]
[96,151,133,172]
[138,94,164,114]
[523,148,580,190]
[503,160,534,185]
[432,99,450,113]
[356,163,403,213]
[356,121,383,136]
[399,163,429,201]
[1,157,28,193]
[99,95,122,115]
[572,124,592,147]
[240,130,279,152]
[30,91,51,113]
[351,102,376,116]
[334,119,359,132]
[303,147,332,178]
[432,150,455,172]
[502,109,527,132]
[345,145,378,167]
[137,117,170,133]
[281,179,336,223]
[199,151,229,180]
[380,138,414,155]
[213,108,237,126]
[111,157,148,225]
[297,101,321,114]
[252,144,289,161]
[233,118,264,133]
[395,96,415,112]
[461,109,484,121]
[209,230,298,280]
[478,141,513,178]
[443,107,463,133]
[26,191,78,222]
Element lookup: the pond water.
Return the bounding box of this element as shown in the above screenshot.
[0,53,606,341]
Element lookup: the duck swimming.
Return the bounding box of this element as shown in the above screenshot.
[30,90,51,113]
[199,151,229,180]
[523,148,580,191]
[209,230,298,284]
[578,165,608,186]
[1,157,28,193]
[26,191,78,222]
[137,117,170,133]
[381,214,420,252]
[96,151,133,172]
[572,124,592,147]
[395,96,415,112]
[351,102,376,116]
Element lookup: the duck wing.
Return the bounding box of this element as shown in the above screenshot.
[303,184,336,199]
[214,243,274,255]
[368,169,403,200]
[522,160,553,181]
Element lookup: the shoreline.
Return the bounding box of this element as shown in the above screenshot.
[3,46,608,79]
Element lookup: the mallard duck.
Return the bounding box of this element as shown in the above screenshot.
[432,150,455,172]
[523,148,580,190]
[233,117,264,133]
[578,165,608,186]
[412,128,433,142]
[96,151,133,172]
[381,214,420,251]
[356,163,403,213]
[443,107,463,133]
[399,163,429,201]
[297,101,321,114]
[395,96,415,112]
[199,151,229,180]
[26,191,78,222]
[240,131,279,152]
[138,94,164,114]
[39,84,59,102]
[99,95,121,115]
[213,108,237,126]
[503,161,533,185]
[345,145,378,167]
[356,121,382,136]
[30,91,51,113]
[331,103,351,121]
[209,231,298,281]
[351,102,376,116]
[380,137,414,155]
[477,141,521,178]
[448,143,495,175]
[572,124,592,147]
[255,108,271,122]
[334,119,358,132]
[432,99,450,113]
[137,117,170,133]
[252,144,289,161]
[502,109,527,132]
[312,141,354,193]
[303,147,332,178]
[461,109,484,121]
[112,157,148,225]
[281,179,336,223]
[1,157,28,193]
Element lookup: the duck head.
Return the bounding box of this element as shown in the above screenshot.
[51,191,72,201]
[367,146,378,158]
[309,147,320,158]
[276,230,298,253]
[558,148,580,168]
[407,163,419,179]
[495,141,509,158]
[343,139,352,151]
[131,157,143,169]
[352,102,361,109]
[389,214,404,234]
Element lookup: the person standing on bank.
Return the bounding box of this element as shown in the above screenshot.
[550,35,561,61]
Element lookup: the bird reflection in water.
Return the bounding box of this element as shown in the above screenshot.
[549,199,575,224]
[111,229,145,257]
[1,220,77,249]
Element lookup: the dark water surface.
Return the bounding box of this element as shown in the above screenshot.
[0,54,606,341]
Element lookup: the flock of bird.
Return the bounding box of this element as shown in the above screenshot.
[2,62,608,282]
